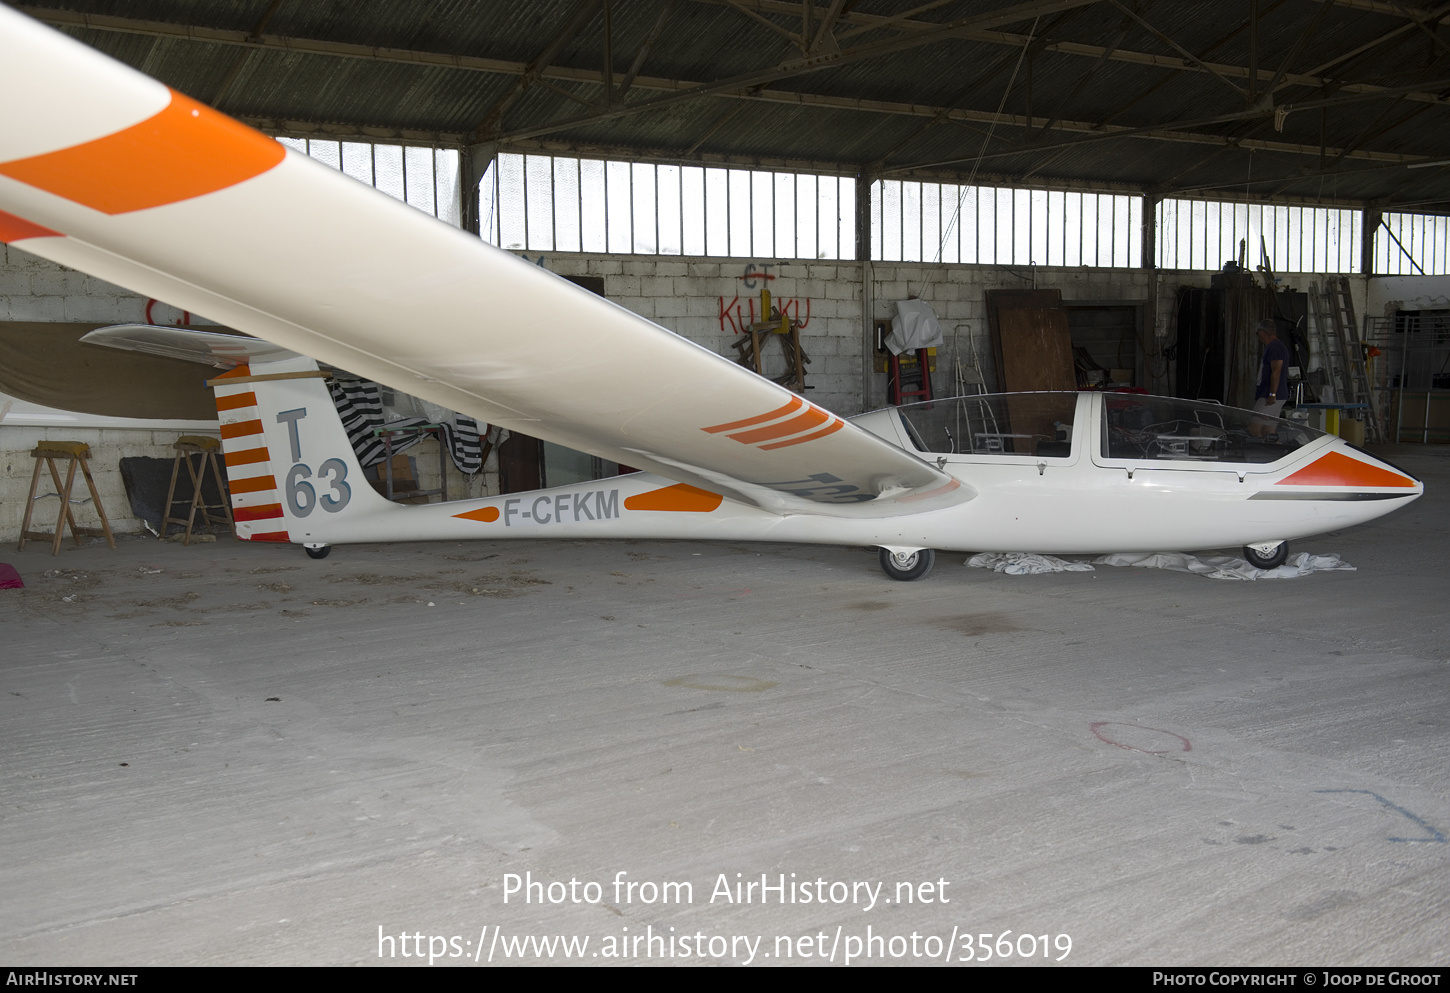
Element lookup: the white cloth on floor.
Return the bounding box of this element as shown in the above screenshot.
[1093,551,1355,580]
[966,550,1355,580]
[966,552,1095,575]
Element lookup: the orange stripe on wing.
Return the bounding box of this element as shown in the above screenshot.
[1277,450,1416,488]
[214,391,258,411]
[0,208,61,243]
[702,397,803,434]
[726,407,830,445]
[227,475,277,495]
[0,91,284,215]
[623,484,724,513]
[212,364,252,380]
[759,418,846,450]
[220,418,264,440]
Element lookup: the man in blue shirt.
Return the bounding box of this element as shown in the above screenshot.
[1253,318,1290,419]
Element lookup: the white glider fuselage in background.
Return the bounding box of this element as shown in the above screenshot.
[79,325,1423,577]
[0,7,1422,579]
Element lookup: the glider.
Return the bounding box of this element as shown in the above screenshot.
[0,8,1422,580]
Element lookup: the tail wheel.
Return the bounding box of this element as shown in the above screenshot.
[878,547,935,581]
[1243,541,1288,569]
[304,544,331,560]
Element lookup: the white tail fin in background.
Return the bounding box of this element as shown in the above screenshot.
[210,354,393,542]
[82,325,393,545]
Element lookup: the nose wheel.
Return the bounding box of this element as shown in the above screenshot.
[304,544,331,560]
[878,547,935,581]
[1242,540,1288,569]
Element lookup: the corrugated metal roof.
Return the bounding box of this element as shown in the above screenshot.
[19,0,1450,209]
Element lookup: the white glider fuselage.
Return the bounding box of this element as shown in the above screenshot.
[201,359,1419,559]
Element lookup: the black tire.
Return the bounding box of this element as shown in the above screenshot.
[305,545,331,560]
[878,547,935,581]
[1242,541,1288,569]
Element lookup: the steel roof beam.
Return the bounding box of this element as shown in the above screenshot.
[720,0,804,48]
[15,3,1442,170]
[490,0,1123,142]
[1261,0,1335,99]
[616,0,678,102]
[21,3,1450,111]
[468,0,601,142]
[1107,0,1248,103]
[690,0,1450,104]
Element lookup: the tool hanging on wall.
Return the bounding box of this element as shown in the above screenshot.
[731,287,810,392]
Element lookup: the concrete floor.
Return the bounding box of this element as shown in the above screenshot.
[2,444,1447,967]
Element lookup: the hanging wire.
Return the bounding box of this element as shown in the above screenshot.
[919,15,1041,294]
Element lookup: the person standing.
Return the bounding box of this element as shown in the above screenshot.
[1252,318,1290,418]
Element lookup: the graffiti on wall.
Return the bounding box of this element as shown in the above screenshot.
[720,263,812,333]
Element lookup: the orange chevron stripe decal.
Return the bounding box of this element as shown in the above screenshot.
[0,90,284,215]
[702,397,803,434]
[702,396,845,450]
[1277,450,1415,488]
[727,407,830,445]
[0,208,60,243]
[248,530,290,542]
[760,419,845,450]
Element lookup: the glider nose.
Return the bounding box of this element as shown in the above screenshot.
[1273,441,1422,499]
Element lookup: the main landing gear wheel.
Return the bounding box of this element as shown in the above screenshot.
[1242,540,1288,569]
[304,544,331,560]
[878,547,935,581]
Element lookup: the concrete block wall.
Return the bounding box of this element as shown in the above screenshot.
[0,243,196,325]
[2,245,212,540]
[525,253,867,414]
[0,426,199,543]
[864,262,1163,404]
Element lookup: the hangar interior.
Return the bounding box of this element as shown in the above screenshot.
[7,0,1450,532]
[2,0,1449,967]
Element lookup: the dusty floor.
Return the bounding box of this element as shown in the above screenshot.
[2,445,1447,966]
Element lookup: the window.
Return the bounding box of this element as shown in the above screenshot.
[276,137,462,227]
[1374,212,1450,275]
[479,152,856,259]
[1102,395,1323,464]
[1156,199,1360,273]
[896,394,1078,457]
[870,181,1140,267]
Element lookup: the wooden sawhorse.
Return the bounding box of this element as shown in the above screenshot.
[17,442,116,556]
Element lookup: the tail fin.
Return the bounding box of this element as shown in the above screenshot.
[81,324,391,546]
[210,353,392,544]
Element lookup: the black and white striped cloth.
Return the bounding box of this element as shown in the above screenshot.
[328,379,484,474]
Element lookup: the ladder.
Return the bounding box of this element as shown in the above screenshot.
[887,349,934,405]
[1309,278,1383,443]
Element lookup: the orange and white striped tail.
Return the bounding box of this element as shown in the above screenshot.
[210,365,289,543]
